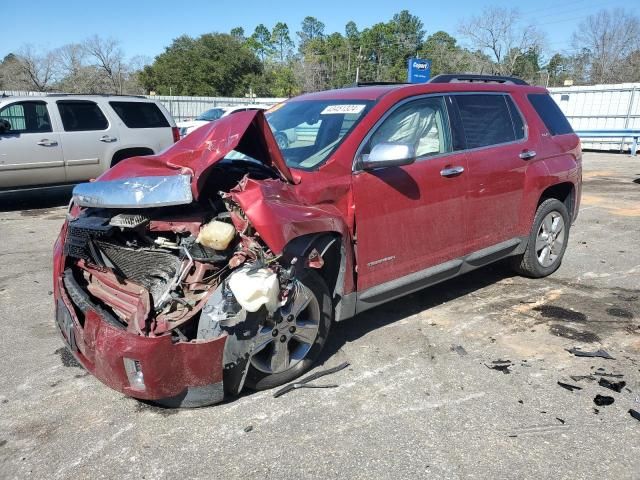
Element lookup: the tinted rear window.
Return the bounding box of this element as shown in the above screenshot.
[109,101,169,128]
[57,101,108,131]
[454,94,519,149]
[527,94,573,136]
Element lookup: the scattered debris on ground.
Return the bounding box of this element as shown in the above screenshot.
[629,410,640,422]
[567,348,615,360]
[243,425,253,433]
[485,359,512,374]
[556,417,566,424]
[450,345,468,356]
[273,362,349,398]
[558,381,583,392]
[594,394,615,406]
[598,378,626,393]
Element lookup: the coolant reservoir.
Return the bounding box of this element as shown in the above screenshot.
[228,267,279,313]
[196,220,236,250]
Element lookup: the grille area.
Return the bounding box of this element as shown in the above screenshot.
[64,216,113,262]
[96,241,181,301]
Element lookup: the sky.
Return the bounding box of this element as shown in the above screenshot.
[2,0,630,62]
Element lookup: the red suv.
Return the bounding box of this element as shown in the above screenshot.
[53,74,581,407]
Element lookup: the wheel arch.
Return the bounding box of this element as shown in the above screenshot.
[110,147,155,167]
[537,182,575,219]
[282,232,353,321]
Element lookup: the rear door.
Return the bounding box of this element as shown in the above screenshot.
[56,100,117,182]
[451,93,532,252]
[0,100,65,189]
[353,95,469,291]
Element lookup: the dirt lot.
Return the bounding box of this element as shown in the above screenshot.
[0,153,639,479]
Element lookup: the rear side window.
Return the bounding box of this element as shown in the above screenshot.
[527,94,573,136]
[109,101,169,128]
[57,101,108,131]
[0,101,51,133]
[454,94,519,149]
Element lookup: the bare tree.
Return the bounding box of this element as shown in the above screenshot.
[572,9,640,84]
[7,45,60,91]
[83,35,128,94]
[458,7,543,76]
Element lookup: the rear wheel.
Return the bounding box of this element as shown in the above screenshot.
[244,269,332,390]
[511,198,570,278]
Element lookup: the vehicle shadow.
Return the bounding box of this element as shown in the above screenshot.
[0,185,74,212]
[318,261,515,364]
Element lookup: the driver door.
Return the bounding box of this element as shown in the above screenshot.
[352,95,469,292]
[0,100,65,189]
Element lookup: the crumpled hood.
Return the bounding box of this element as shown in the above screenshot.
[100,110,295,198]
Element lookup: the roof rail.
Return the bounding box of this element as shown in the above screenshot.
[45,93,147,98]
[429,74,529,86]
[354,81,409,87]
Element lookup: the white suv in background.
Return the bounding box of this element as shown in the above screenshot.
[0,95,178,190]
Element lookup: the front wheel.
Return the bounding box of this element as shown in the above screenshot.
[244,269,332,390]
[511,198,570,278]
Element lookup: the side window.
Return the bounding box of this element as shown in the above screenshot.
[365,96,451,158]
[0,101,52,133]
[57,101,108,131]
[505,95,526,140]
[527,93,574,136]
[454,94,518,149]
[109,101,169,128]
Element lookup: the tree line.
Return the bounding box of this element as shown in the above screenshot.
[1,7,638,97]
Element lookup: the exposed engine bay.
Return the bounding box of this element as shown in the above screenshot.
[62,158,307,395]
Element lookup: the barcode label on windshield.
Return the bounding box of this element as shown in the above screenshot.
[321,104,366,115]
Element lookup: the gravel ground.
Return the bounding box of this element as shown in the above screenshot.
[0,153,639,479]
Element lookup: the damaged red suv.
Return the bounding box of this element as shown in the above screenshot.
[53,74,581,407]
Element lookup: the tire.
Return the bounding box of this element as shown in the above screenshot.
[244,269,332,391]
[511,198,570,278]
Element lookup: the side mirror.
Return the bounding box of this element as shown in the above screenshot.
[0,119,10,134]
[360,143,416,170]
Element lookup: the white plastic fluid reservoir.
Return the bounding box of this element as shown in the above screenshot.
[228,267,280,313]
[196,220,236,250]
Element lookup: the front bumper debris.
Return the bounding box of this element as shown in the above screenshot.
[56,270,227,407]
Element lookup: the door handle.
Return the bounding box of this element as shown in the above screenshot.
[37,139,58,146]
[519,149,536,160]
[99,135,117,143]
[440,166,465,177]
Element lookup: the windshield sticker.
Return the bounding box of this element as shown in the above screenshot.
[321,104,366,115]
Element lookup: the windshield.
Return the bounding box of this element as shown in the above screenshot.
[263,100,373,170]
[196,108,225,121]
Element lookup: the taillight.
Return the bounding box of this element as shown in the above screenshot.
[172,126,180,143]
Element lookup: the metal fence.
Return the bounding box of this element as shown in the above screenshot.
[549,83,640,151]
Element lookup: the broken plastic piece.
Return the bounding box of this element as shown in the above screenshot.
[598,378,626,393]
[227,266,279,313]
[593,394,614,406]
[566,348,615,360]
[451,345,468,356]
[558,381,582,392]
[570,375,596,382]
[196,220,236,251]
[485,360,512,374]
[273,362,350,398]
[556,417,565,424]
[629,409,640,422]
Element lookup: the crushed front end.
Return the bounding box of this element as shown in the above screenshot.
[53,172,292,407]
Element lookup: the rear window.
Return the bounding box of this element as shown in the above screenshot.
[527,94,574,136]
[454,94,520,149]
[109,101,169,128]
[57,100,108,131]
